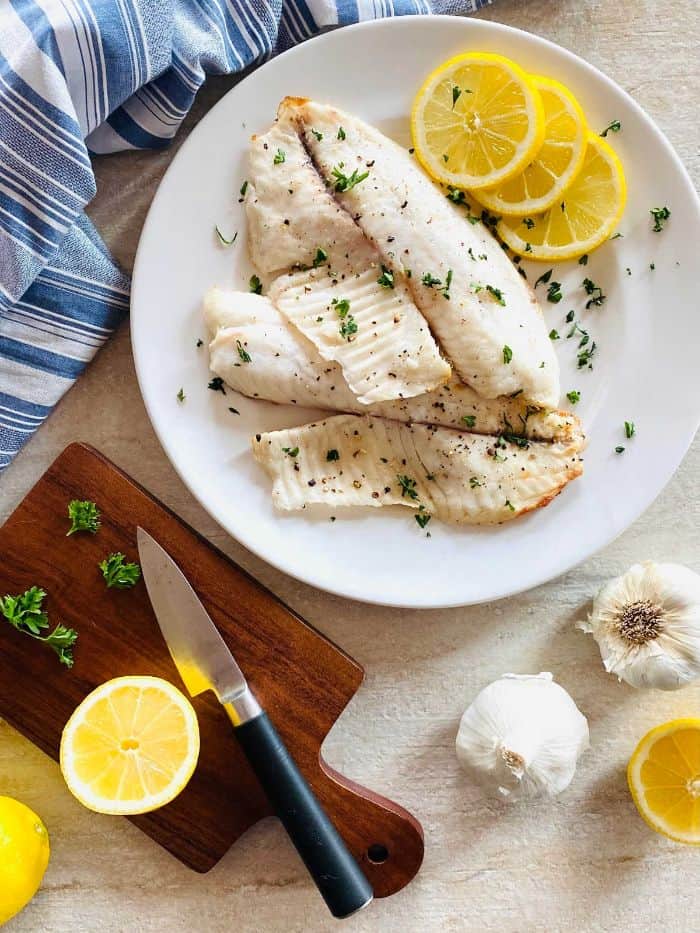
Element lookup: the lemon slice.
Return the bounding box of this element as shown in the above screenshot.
[497,132,626,260]
[411,52,545,190]
[628,719,700,845]
[476,75,588,216]
[60,676,200,815]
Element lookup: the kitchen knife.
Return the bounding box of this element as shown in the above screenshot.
[136,527,373,919]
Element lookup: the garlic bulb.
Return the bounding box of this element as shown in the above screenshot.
[579,561,700,691]
[455,673,589,800]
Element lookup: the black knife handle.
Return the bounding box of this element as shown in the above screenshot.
[234,712,373,919]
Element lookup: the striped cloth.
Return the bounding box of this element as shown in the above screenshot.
[0,0,491,473]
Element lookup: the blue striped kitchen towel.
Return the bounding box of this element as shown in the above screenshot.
[0,0,491,473]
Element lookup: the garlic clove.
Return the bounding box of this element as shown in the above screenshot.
[579,561,700,690]
[456,673,589,800]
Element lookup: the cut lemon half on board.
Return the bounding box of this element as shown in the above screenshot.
[497,132,626,260]
[476,75,588,216]
[411,52,545,189]
[60,676,200,815]
[628,719,700,845]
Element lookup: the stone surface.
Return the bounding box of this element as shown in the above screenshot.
[2,0,699,929]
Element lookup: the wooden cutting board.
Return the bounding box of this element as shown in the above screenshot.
[0,443,423,897]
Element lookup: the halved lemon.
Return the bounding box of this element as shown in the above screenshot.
[60,676,200,815]
[497,132,626,260]
[628,719,700,845]
[411,52,545,190]
[476,75,588,216]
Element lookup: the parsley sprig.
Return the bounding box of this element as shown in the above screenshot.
[67,499,100,536]
[0,586,77,668]
[650,206,671,232]
[99,553,141,589]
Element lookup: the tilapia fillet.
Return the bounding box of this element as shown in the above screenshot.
[252,415,583,525]
[278,97,560,406]
[246,119,449,403]
[204,288,584,446]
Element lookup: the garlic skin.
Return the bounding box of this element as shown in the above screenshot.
[455,673,589,800]
[579,561,700,691]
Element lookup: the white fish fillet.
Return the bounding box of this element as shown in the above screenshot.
[251,414,583,524]
[246,120,450,403]
[279,97,560,407]
[204,288,584,445]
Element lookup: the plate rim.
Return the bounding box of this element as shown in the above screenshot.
[131,14,700,609]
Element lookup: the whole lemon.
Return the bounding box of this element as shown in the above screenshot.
[0,796,50,925]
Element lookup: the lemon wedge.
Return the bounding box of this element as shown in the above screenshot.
[0,797,50,925]
[476,75,588,216]
[411,52,545,190]
[60,676,200,815]
[628,719,700,845]
[496,132,626,260]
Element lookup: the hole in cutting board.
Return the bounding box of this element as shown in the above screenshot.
[366,843,389,864]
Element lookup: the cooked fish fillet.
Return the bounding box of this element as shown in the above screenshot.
[251,414,583,524]
[247,118,449,403]
[204,288,584,445]
[247,120,371,276]
[279,97,560,407]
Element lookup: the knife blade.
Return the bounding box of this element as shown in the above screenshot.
[137,528,373,919]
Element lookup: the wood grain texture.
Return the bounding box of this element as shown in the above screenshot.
[1,0,699,930]
[0,444,423,895]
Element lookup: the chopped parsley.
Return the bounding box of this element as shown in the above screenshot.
[337,126,346,140]
[486,284,505,306]
[441,269,453,300]
[332,297,357,340]
[312,247,328,268]
[422,272,442,288]
[469,476,483,488]
[502,345,513,365]
[208,376,226,393]
[331,164,369,192]
[447,187,467,205]
[549,329,560,340]
[239,180,248,198]
[578,254,589,266]
[397,474,419,500]
[582,278,606,308]
[577,342,597,369]
[600,119,621,137]
[625,420,635,439]
[228,407,240,415]
[504,499,516,512]
[565,309,576,323]
[415,508,431,529]
[442,154,449,163]
[282,446,299,458]
[615,446,625,454]
[273,149,286,165]
[650,206,671,232]
[462,414,476,428]
[99,553,141,589]
[249,275,263,295]
[0,586,77,668]
[546,281,563,303]
[522,217,535,229]
[236,340,252,363]
[311,129,323,141]
[534,268,553,288]
[610,232,624,240]
[66,499,100,536]
[177,387,185,403]
[566,390,581,405]
[650,263,655,271]
[452,85,462,108]
[377,265,395,289]
[326,449,340,462]
[215,226,237,247]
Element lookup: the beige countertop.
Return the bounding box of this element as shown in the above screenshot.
[2,0,699,929]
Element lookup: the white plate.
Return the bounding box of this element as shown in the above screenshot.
[131,16,700,609]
